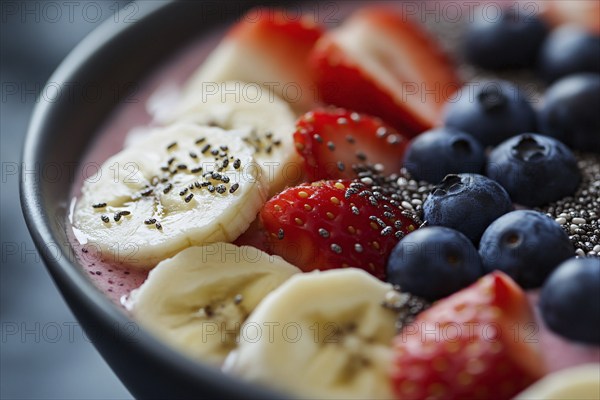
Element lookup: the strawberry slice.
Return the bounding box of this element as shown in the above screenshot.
[391,272,545,400]
[260,179,420,280]
[310,6,461,137]
[294,108,409,181]
[190,8,324,113]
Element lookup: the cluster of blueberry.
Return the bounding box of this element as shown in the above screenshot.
[386,8,599,345]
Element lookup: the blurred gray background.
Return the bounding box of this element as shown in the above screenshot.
[1,1,137,398]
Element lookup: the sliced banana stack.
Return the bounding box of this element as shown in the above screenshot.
[126,243,300,365]
[162,80,302,196]
[515,363,600,399]
[224,268,399,400]
[73,124,267,269]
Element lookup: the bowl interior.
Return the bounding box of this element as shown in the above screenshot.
[21,1,293,398]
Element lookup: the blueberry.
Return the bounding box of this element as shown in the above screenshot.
[423,173,513,244]
[487,133,581,207]
[538,74,600,154]
[464,7,549,70]
[538,26,600,83]
[479,210,573,288]
[387,227,483,301]
[403,128,486,183]
[539,257,600,345]
[444,81,537,147]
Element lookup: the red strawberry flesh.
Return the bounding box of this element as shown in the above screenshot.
[294,108,409,181]
[310,6,461,136]
[392,272,545,400]
[260,180,420,280]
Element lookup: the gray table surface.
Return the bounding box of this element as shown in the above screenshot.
[1,1,135,398]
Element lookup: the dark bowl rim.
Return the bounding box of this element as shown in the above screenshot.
[19,1,287,398]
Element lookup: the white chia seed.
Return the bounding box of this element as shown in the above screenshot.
[538,153,600,258]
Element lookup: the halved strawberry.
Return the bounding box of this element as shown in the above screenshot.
[294,108,409,181]
[391,272,545,400]
[260,179,420,280]
[310,6,461,137]
[190,8,324,113]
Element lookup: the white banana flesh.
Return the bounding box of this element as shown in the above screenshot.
[162,80,302,196]
[73,124,267,269]
[126,243,300,365]
[515,363,600,399]
[185,41,313,114]
[224,268,399,400]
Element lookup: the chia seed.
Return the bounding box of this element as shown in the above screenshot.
[215,184,227,194]
[330,243,342,254]
[381,226,393,236]
[233,294,243,305]
[537,153,600,258]
[381,289,430,333]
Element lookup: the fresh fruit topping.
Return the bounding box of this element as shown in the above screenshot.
[486,133,581,207]
[309,6,460,137]
[423,174,513,244]
[185,8,323,113]
[443,80,537,147]
[464,6,549,70]
[165,81,302,196]
[540,257,600,345]
[515,363,600,399]
[73,124,267,269]
[391,272,545,400]
[403,128,486,183]
[260,179,421,279]
[126,243,300,364]
[479,210,574,288]
[294,108,408,181]
[387,226,484,301]
[538,73,600,153]
[537,25,600,83]
[224,269,399,399]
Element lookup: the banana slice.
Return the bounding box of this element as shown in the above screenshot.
[126,243,300,365]
[162,81,303,196]
[223,268,399,400]
[184,39,316,115]
[515,364,600,399]
[73,124,267,269]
